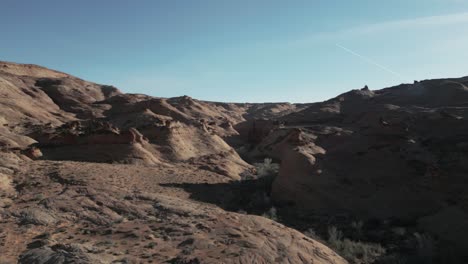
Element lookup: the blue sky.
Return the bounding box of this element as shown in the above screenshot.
[2,0,468,103]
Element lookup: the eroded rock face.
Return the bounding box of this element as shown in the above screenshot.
[0,61,347,263]
[234,119,279,145]
[18,208,58,226]
[34,78,120,119]
[19,244,97,264]
[0,61,301,180]
[188,150,254,180]
[27,120,162,165]
[3,60,468,262]
[272,108,468,217]
[253,79,468,255]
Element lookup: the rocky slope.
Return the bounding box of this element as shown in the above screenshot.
[0,61,343,263]
[1,159,345,264]
[243,81,468,261]
[1,60,468,263]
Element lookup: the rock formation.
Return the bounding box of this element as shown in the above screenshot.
[2,60,468,263]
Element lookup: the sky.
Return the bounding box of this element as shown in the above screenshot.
[2,0,468,103]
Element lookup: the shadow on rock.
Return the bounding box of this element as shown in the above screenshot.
[160,176,275,215]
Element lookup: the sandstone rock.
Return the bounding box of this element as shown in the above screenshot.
[19,244,98,264]
[18,208,57,226]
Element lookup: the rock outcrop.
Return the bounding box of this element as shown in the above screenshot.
[245,78,468,256]
[3,60,468,262]
[2,159,346,264]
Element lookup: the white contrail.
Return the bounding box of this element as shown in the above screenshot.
[335,43,406,81]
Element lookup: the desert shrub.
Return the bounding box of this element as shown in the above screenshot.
[414,233,435,257]
[340,239,385,263]
[391,227,406,237]
[351,220,364,238]
[327,226,386,264]
[111,217,125,225]
[254,158,279,178]
[262,207,278,221]
[304,228,324,242]
[95,240,114,248]
[409,232,436,263]
[146,242,156,249]
[383,232,439,264]
[328,226,343,248]
[33,193,45,201]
